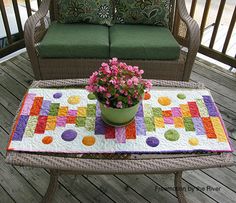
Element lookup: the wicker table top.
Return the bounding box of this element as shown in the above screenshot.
[5,79,234,174]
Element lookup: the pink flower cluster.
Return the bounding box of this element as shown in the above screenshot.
[86,58,152,109]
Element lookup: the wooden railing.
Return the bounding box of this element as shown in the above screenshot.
[0,0,236,69]
[0,0,41,58]
[175,0,236,68]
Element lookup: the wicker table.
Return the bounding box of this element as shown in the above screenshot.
[5,79,234,203]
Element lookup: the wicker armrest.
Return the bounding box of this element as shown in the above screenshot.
[24,0,51,79]
[177,0,200,81]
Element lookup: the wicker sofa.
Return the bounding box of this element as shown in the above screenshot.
[25,0,200,81]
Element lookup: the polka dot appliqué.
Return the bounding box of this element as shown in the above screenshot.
[164,129,180,141]
[158,97,171,106]
[87,93,96,100]
[189,137,199,146]
[177,93,186,100]
[53,92,62,99]
[82,136,96,146]
[68,96,80,104]
[144,92,151,100]
[42,136,53,144]
[61,129,77,141]
[146,137,159,147]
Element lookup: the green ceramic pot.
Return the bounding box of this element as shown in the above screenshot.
[99,101,140,126]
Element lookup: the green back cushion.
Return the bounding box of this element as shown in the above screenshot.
[115,0,171,26]
[57,0,113,26]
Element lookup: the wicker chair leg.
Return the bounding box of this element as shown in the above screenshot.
[41,170,59,203]
[174,171,187,203]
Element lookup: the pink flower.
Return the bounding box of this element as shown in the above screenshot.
[106,92,111,98]
[120,80,125,85]
[132,76,139,85]
[103,66,111,74]
[139,69,144,75]
[116,101,123,108]
[101,62,109,67]
[127,79,133,86]
[145,80,153,90]
[128,100,133,105]
[98,86,106,92]
[109,79,117,85]
[111,65,119,75]
[127,65,134,72]
[109,58,118,65]
[133,66,139,72]
[88,71,98,85]
[119,62,126,69]
[85,85,93,92]
[119,89,124,94]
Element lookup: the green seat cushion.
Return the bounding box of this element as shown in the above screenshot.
[110,24,180,60]
[38,23,109,58]
[57,0,113,26]
[115,0,170,27]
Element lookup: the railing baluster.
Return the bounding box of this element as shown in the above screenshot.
[173,4,181,39]
[190,0,197,18]
[12,0,24,38]
[0,0,13,44]
[222,6,236,54]
[200,0,211,41]
[37,0,41,7]
[25,0,32,17]
[209,0,226,49]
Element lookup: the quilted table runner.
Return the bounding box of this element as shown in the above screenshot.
[7,87,232,154]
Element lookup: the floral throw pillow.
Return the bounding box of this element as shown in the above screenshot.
[57,0,113,26]
[115,0,171,26]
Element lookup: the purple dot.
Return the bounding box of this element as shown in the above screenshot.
[53,92,62,99]
[61,130,77,141]
[146,137,159,147]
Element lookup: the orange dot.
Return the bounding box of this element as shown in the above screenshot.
[42,136,53,144]
[82,136,96,146]
[158,97,171,106]
[144,92,151,100]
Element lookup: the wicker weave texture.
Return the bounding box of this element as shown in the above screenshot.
[5,152,233,174]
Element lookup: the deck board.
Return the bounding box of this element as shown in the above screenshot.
[58,175,114,203]
[183,170,236,203]
[0,184,15,203]
[0,53,235,203]
[85,175,150,203]
[0,153,42,203]
[147,173,217,203]
[115,174,178,202]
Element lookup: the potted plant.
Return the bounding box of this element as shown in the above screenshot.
[86,58,152,126]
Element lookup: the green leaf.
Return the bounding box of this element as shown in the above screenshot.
[143,12,149,19]
[149,9,157,18]
[146,0,152,6]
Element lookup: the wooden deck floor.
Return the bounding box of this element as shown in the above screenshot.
[0,53,235,203]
